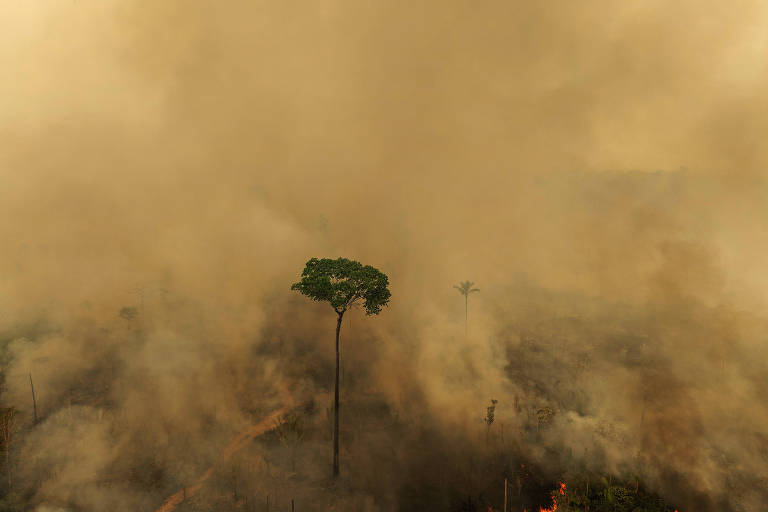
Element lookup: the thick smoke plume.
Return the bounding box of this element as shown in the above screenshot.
[1,1,768,511]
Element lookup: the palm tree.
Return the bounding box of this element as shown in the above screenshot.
[454,280,480,337]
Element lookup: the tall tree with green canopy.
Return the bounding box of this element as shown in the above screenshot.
[291,257,391,477]
[454,280,479,337]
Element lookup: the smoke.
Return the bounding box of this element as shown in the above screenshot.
[2,1,768,510]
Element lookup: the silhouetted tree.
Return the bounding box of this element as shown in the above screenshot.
[291,257,390,477]
[484,399,498,446]
[119,306,138,321]
[454,280,479,337]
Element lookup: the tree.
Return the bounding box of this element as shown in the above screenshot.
[0,407,17,491]
[291,257,391,477]
[119,306,138,321]
[454,280,479,337]
[484,398,498,446]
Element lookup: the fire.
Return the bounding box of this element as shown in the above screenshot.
[538,496,557,512]
[538,482,566,512]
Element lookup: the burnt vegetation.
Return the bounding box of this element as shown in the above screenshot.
[2,1,767,510]
[0,276,724,512]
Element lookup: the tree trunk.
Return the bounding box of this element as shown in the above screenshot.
[465,295,468,338]
[5,432,10,492]
[503,477,508,512]
[29,373,38,425]
[333,312,343,477]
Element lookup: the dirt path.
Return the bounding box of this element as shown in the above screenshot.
[153,404,291,512]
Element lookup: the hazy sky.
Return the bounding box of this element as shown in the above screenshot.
[1,2,768,510]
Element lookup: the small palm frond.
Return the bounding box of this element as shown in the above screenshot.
[454,280,479,296]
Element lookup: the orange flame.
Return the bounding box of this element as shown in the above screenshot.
[538,482,565,512]
[538,497,557,512]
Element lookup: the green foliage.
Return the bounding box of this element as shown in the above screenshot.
[291,257,391,315]
[453,281,480,297]
[541,478,674,512]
